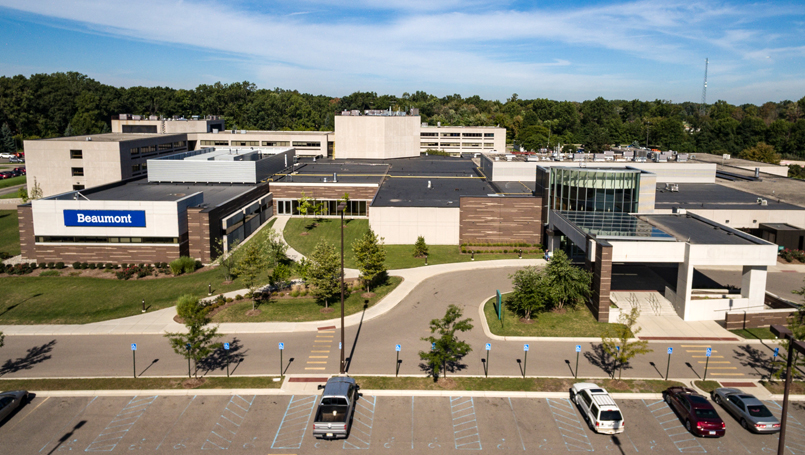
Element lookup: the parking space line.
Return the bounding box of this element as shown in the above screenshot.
[6,396,49,431]
[305,367,326,370]
[643,399,706,453]
[709,373,744,376]
[507,398,526,451]
[765,401,805,453]
[344,395,376,449]
[271,395,317,450]
[155,396,196,451]
[692,355,724,358]
[309,356,328,358]
[450,397,482,450]
[312,350,330,353]
[546,398,593,452]
[201,395,255,450]
[85,395,158,452]
[39,396,98,453]
[682,345,710,347]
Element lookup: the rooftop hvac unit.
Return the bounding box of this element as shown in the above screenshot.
[333,172,337,183]
[672,207,687,215]
[428,180,432,189]
[149,115,158,120]
[86,137,92,141]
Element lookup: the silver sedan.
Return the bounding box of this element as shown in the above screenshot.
[712,388,779,433]
[0,390,29,424]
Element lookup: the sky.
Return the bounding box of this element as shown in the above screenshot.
[0,0,803,104]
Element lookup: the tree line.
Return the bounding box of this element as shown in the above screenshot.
[1,72,804,158]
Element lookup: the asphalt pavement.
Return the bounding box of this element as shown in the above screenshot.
[0,268,781,381]
[2,393,802,454]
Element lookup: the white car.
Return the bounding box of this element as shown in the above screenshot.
[570,383,625,434]
[0,153,14,159]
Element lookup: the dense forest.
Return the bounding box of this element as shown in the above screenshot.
[1,72,804,158]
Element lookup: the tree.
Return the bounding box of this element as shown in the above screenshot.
[413,236,428,258]
[738,142,781,165]
[0,330,4,348]
[308,240,340,307]
[1,123,15,155]
[601,307,652,380]
[164,295,221,378]
[419,304,474,380]
[64,123,74,137]
[297,191,324,216]
[772,282,805,379]
[213,238,239,282]
[232,240,267,310]
[296,257,311,289]
[17,187,28,203]
[263,227,288,268]
[29,177,43,200]
[352,229,387,291]
[270,262,291,292]
[507,266,550,321]
[545,250,591,310]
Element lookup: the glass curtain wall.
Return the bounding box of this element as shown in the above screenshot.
[548,168,640,214]
[275,199,368,217]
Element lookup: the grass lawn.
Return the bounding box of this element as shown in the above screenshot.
[693,380,721,393]
[484,295,630,338]
[0,191,22,199]
[0,376,282,391]
[284,217,543,270]
[730,327,776,340]
[0,267,267,324]
[353,376,684,393]
[761,380,805,395]
[0,175,25,190]
[0,210,20,256]
[212,276,402,322]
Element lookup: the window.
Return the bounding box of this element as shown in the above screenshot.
[747,405,773,418]
[591,404,600,418]
[599,410,622,421]
[440,133,460,137]
[581,391,592,407]
[173,141,187,148]
[463,133,482,138]
[463,143,481,147]
[420,132,437,137]
[232,141,259,147]
[262,141,290,147]
[36,236,178,244]
[158,142,172,151]
[70,150,83,159]
[71,167,84,177]
[72,184,85,190]
[201,140,230,146]
[132,164,141,172]
[422,142,439,147]
[292,141,321,147]
[141,145,157,154]
[130,147,140,155]
[484,133,495,137]
[694,409,719,418]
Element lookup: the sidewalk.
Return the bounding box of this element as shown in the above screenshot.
[0,258,544,336]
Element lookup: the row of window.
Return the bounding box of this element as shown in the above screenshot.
[275,199,368,217]
[198,140,320,148]
[420,132,495,138]
[420,142,495,148]
[132,163,148,172]
[36,236,179,244]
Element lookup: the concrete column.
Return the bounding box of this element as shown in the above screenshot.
[589,240,612,322]
[741,265,768,307]
[547,233,560,252]
[675,261,694,320]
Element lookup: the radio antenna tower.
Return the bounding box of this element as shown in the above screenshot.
[700,58,708,115]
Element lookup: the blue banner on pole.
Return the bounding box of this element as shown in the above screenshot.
[496,290,502,320]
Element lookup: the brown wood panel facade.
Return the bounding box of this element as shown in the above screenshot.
[459,196,542,245]
[270,184,378,215]
[724,310,796,330]
[31,244,184,264]
[17,205,35,259]
[589,239,612,322]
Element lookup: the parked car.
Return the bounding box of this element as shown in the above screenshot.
[0,390,28,422]
[712,388,780,433]
[0,171,13,179]
[663,387,725,437]
[0,153,13,159]
[570,383,625,434]
[9,157,23,163]
[13,167,25,175]
[312,376,361,439]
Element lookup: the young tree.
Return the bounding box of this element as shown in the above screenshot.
[263,227,289,268]
[308,240,340,307]
[296,257,311,289]
[213,238,240,282]
[29,177,43,200]
[738,142,781,165]
[601,307,652,380]
[352,229,387,291]
[419,304,474,380]
[164,295,221,378]
[270,263,292,292]
[413,236,429,258]
[297,192,324,216]
[17,187,28,203]
[1,123,15,156]
[545,250,591,309]
[233,240,267,310]
[64,123,75,137]
[507,266,550,321]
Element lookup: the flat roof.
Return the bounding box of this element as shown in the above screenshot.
[760,223,804,231]
[49,179,260,207]
[489,180,535,195]
[42,133,183,143]
[272,161,387,184]
[654,183,802,210]
[557,211,675,240]
[640,214,762,245]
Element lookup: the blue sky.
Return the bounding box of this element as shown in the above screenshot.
[0,0,803,104]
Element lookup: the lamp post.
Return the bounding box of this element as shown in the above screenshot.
[771,324,805,455]
[337,201,347,374]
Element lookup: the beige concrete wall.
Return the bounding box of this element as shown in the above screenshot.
[112,119,223,134]
[369,206,460,244]
[420,125,506,153]
[190,131,331,157]
[686,209,805,230]
[489,161,716,183]
[334,116,420,159]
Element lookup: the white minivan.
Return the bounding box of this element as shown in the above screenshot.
[570,383,625,434]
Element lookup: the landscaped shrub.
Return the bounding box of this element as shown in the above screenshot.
[89,263,96,270]
[781,249,794,262]
[71,261,80,269]
[48,262,55,269]
[793,250,805,262]
[169,256,197,275]
[105,263,113,270]
[291,290,299,297]
[235,294,243,300]
[194,260,202,270]
[55,262,65,269]
[80,262,88,269]
[413,235,429,258]
[226,297,233,303]
[121,263,128,269]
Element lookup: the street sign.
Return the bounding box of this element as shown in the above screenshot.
[279,342,285,350]
[339,342,342,350]
[186,343,191,351]
[667,347,673,355]
[486,343,491,351]
[616,346,620,352]
[524,344,529,352]
[224,342,230,350]
[575,345,581,353]
[131,343,137,351]
[706,347,712,357]
[431,342,435,351]
[395,344,401,352]
[774,347,780,358]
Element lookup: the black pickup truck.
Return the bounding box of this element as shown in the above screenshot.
[312,377,360,439]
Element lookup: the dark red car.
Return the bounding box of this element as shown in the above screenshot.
[663,387,725,437]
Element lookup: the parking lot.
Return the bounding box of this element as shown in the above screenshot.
[2,393,804,454]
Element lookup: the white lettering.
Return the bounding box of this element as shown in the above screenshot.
[77,214,85,222]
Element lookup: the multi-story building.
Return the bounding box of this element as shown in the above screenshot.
[419,125,506,153]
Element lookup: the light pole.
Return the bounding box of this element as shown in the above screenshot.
[337,202,347,374]
[771,324,805,455]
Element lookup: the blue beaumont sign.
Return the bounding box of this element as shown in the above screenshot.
[64,210,146,227]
